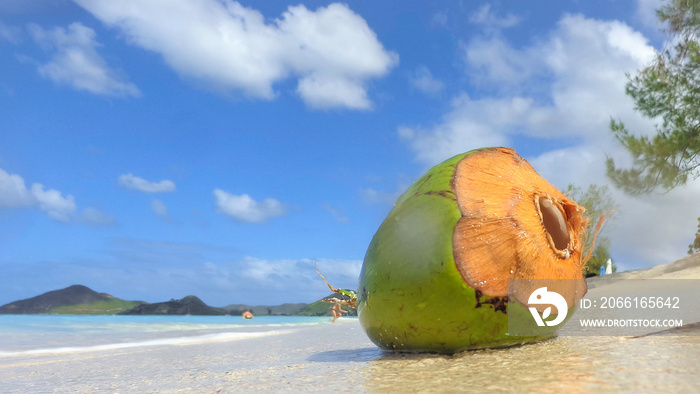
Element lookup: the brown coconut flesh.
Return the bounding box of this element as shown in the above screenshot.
[452,147,589,307]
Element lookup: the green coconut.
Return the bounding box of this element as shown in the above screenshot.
[356,147,590,353]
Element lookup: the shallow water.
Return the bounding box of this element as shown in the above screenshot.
[1,316,698,392]
[0,315,328,353]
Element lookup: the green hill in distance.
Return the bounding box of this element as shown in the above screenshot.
[0,285,356,316]
[0,285,145,315]
[119,295,227,315]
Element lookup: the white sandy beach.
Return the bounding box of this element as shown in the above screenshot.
[2,255,700,393]
[1,317,699,393]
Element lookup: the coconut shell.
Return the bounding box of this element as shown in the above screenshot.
[357,147,588,353]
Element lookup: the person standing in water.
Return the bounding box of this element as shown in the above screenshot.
[331,303,347,323]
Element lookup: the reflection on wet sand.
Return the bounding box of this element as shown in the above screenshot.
[363,334,700,392]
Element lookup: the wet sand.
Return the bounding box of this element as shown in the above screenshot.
[0,317,699,393]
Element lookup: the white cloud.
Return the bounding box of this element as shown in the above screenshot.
[151,199,169,217]
[213,189,287,223]
[464,15,655,93]
[359,175,413,206]
[410,65,444,95]
[196,256,362,302]
[296,73,372,110]
[402,14,656,166]
[73,0,397,110]
[28,22,140,97]
[399,14,696,269]
[81,207,117,227]
[359,187,402,206]
[321,203,349,223]
[0,168,34,208]
[239,256,280,282]
[0,168,76,223]
[239,257,361,290]
[636,0,661,30]
[0,20,21,44]
[461,35,537,88]
[468,4,520,29]
[30,183,76,223]
[118,173,175,193]
[398,95,514,165]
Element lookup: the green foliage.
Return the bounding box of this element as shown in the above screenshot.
[295,300,334,316]
[566,184,616,274]
[607,0,700,195]
[689,217,700,254]
[50,299,145,315]
[119,295,227,315]
[585,237,614,275]
[608,0,700,258]
[295,293,357,316]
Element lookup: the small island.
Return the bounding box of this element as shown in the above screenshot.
[0,285,357,316]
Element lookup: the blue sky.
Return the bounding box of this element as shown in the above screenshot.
[1,0,698,307]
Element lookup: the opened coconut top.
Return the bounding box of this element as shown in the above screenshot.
[452,147,590,306]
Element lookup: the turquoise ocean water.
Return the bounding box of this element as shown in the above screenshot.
[0,315,334,356]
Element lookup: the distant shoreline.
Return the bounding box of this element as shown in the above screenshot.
[0,284,356,317]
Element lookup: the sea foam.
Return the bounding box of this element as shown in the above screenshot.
[0,329,293,358]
